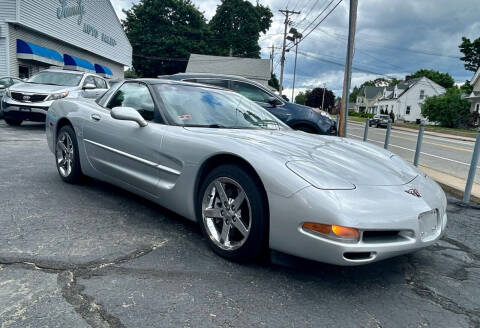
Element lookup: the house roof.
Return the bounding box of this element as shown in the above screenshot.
[472,67,480,86]
[360,86,383,99]
[186,54,271,82]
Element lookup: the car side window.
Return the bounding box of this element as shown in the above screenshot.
[230,81,272,103]
[107,83,155,121]
[83,76,96,88]
[94,77,107,89]
[195,79,229,88]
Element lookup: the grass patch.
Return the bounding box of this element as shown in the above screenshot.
[394,122,477,138]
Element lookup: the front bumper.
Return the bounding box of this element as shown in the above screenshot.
[268,175,447,265]
[2,97,53,122]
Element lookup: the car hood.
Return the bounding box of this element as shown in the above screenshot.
[8,83,74,94]
[186,128,418,187]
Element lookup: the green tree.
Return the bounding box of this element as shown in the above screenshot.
[410,69,455,89]
[268,73,279,91]
[459,37,480,72]
[305,87,335,109]
[421,88,471,128]
[460,80,473,94]
[349,86,359,102]
[388,78,401,86]
[123,0,212,77]
[124,68,138,78]
[209,0,272,58]
[295,90,309,105]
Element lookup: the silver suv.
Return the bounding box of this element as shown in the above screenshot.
[2,69,108,126]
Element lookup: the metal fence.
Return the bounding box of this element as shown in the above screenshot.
[360,118,480,203]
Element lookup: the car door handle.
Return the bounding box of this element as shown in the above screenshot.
[91,114,101,121]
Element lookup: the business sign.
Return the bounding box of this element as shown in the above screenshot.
[56,0,117,47]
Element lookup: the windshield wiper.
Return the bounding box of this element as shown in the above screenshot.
[253,119,280,130]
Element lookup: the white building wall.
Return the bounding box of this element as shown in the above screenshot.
[8,24,124,78]
[396,77,445,122]
[18,0,131,67]
[0,0,17,76]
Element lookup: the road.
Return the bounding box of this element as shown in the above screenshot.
[0,121,479,328]
[347,122,480,184]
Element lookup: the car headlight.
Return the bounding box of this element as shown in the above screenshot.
[312,108,332,119]
[46,92,69,101]
[286,161,355,190]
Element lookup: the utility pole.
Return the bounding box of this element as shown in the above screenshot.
[279,9,300,97]
[321,83,326,110]
[338,0,358,137]
[291,41,298,102]
[270,44,274,74]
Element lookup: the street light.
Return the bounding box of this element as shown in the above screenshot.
[288,28,302,103]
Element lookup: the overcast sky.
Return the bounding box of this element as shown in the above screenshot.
[111,0,479,97]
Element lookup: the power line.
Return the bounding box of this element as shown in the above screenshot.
[316,27,461,59]
[291,0,343,51]
[298,0,335,39]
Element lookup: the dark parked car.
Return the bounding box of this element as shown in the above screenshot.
[369,114,390,128]
[165,73,336,135]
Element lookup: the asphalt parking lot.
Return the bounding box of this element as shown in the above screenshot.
[1,121,479,328]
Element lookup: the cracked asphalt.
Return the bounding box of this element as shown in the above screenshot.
[0,120,479,328]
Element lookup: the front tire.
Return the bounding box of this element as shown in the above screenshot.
[5,118,22,126]
[55,125,83,183]
[198,164,268,261]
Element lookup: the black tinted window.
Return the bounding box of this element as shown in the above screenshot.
[195,79,229,88]
[107,83,155,121]
[230,81,273,103]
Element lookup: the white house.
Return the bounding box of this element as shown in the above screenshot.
[467,68,480,117]
[372,77,445,122]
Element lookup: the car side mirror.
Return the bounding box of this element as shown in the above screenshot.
[268,97,282,107]
[110,107,148,127]
[83,83,96,90]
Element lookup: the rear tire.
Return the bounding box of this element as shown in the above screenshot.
[5,118,22,126]
[198,164,268,262]
[55,125,83,184]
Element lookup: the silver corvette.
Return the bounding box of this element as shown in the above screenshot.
[45,79,447,265]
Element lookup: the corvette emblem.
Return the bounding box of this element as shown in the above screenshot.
[405,188,421,197]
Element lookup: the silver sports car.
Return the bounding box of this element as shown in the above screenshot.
[45,79,447,265]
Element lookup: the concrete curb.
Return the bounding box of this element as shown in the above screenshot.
[418,165,480,204]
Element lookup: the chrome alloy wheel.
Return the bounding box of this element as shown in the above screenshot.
[202,177,252,251]
[56,132,74,177]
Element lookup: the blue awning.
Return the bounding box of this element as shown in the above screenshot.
[16,39,63,65]
[94,64,113,76]
[63,54,95,71]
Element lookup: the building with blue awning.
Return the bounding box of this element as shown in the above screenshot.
[0,0,131,79]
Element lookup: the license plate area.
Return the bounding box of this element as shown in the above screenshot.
[19,106,31,112]
[418,209,440,242]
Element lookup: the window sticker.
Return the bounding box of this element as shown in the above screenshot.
[178,114,192,120]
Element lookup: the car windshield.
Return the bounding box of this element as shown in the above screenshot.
[28,71,83,87]
[156,84,290,130]
[380,115,390,119]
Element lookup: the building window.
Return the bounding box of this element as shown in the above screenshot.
[420,90,425,99]
[476,104,479,113]
[406,106,411,115]
[19,66,29,79]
